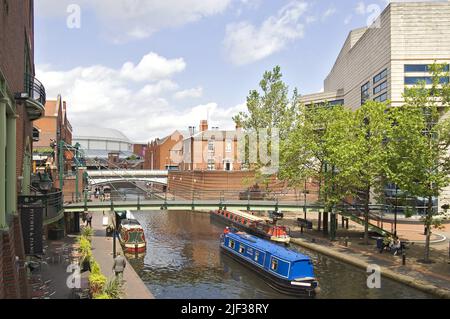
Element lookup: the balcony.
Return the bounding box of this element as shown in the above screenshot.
[19,73,46,121]
[18,190,64,226]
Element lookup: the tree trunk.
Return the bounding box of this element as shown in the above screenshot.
[364,185,370,245]
[323,211,329,235]
[424,195,433,263]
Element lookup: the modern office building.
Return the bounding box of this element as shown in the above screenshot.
[301,1,450,213]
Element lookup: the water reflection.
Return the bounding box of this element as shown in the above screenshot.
[128,210,432,299]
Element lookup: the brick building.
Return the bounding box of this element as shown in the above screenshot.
[145,130,184,170]
[1,0,45,298]
[180,120,242,171]
[33,95,73,171]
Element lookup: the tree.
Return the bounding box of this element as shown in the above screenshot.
[386,62,450,262]
[282,103,355,236]
[233,66,298,183]
[326,101,392,244]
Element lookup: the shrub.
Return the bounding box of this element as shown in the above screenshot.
[90,261,101,275]
[89,273,107,296]
[93,293,112,299]
[103,277,124,299]
[81,227,94,239]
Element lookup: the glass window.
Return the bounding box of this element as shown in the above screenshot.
[361,82,370,105]
[373,69,387,84]
[271,258,278,271]
[239,246,245,254]
[207,159,215,171]
[373,81,387,95]
[208,141,214,152]
[226,139,232,153]
[404,77,449,85]
[374,92,388,102]
[254,251,260,262]
[404,64,450,73]
[229,240,235,249]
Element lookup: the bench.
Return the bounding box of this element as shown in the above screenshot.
[297,218,313,230]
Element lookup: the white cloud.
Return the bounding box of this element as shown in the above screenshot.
[224,1,308,65]
[36,0,232,41]
[120,52,186,82]
[322,7,337,21]
[37,52,242,142]
[174,87,204,100]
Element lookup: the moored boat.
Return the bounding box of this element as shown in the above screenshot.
[211,209,290,244]
[115,210,146,253]
[220,229,319,296]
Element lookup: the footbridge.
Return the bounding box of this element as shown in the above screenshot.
[86,170,168,186]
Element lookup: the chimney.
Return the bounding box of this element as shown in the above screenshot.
[200,120,208,132]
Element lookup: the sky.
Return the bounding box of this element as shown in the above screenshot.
[34,0,440,143]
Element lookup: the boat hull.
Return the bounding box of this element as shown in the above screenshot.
[220,245,317,297]
[122,242,146,254]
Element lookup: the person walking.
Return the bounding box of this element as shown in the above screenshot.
[86,212,93,228]
[113,252,126,281]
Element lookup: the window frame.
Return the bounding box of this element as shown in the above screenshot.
[373,69,387,84]
[373,81,387,95]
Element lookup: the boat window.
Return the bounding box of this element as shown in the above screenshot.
[271,258,278,271]
[229,240,235,249]
[255,251,260,262]
[239,246,245,254]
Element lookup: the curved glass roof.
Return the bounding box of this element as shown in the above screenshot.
[73,126,131,143]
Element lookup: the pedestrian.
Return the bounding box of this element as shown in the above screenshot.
[86,212,93,228]
[392,237,402,256]
[113,252,126,281]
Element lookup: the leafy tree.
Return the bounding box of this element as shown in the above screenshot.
[386,62,450,262]
[233,66,299,184]
[325,101,392,244]
[282,103,354,236]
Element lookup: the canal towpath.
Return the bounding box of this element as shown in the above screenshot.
[90,212,154,299]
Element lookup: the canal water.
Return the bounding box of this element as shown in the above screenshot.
[126,210,432,299]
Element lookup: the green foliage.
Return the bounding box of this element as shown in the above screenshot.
[103,278,124,300]
[81,227,94,239]
[93,293,112,299]
[89,273,107,296]
[90,260,101,275]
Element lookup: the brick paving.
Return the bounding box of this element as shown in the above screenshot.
[90,212,154,299]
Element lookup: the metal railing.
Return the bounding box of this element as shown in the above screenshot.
[19,191,64,222]
[24,73,46,106]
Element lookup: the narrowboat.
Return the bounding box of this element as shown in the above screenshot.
[211,209,291,244]
[220,229,318,296]
[115,210,146,253]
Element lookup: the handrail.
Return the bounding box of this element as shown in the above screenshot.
[18,191,63,221]
[24,73,46,106]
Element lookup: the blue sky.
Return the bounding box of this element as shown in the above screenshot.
[34,0,416,142]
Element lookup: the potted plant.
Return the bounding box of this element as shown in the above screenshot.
[89,273,107,297]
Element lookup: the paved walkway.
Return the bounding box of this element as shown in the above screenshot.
[90,213,154,299]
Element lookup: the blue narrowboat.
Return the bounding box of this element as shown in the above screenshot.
[221,230,319,296]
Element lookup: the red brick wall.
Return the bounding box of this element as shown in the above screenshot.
[2,228,20,299]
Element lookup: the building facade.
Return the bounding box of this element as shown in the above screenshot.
[33,95,73,171]
[300,1,450,212]
[1,0,46,299]
[181,120,242,172]
[145,130,184,171]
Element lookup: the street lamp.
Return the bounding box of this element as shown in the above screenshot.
[394,184,398,237]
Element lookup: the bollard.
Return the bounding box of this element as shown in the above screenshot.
[402,252,406,266]
[318,212,322,232]
[345,218,349,230]
[345,237,348,247]
[300,225,304,234]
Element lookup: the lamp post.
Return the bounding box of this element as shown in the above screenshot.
[394,184,398,237]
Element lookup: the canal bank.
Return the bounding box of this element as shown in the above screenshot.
[90,213,154,299]
[128,210,432,299]
[290,237,450,299]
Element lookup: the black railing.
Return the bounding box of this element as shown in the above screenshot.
[24,73,46,106]
[19,190,64,222]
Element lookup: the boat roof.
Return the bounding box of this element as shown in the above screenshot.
[226,232,311,262]
[226,210,267,222]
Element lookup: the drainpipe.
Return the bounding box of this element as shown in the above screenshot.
[6,114,17,216]
[59,140,64,190]
[0,101,6,228]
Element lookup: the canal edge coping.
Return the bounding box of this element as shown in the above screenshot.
[290,238,450,299]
